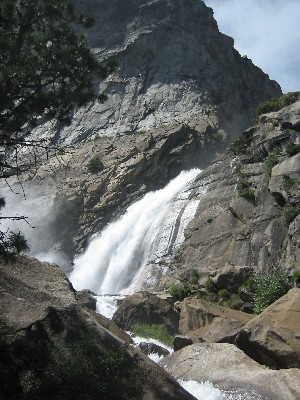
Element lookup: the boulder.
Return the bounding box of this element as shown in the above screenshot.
[179,298,253,343]
[76,289,97,310]
[138,342,170,357]
[0,255,77,330]
[112,291,179,334]
[173,336,193,351]
[235,288,300,369]
[160,343,300,400]
[212,264,254,291]
[0,255,196,400]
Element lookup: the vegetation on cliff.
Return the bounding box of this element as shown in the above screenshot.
[256,91,300,118]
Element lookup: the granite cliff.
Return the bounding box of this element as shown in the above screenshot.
[28,0,280,144]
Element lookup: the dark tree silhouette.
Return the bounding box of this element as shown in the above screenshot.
[0,0,112,259]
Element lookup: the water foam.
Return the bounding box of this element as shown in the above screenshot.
[70,169,200,294]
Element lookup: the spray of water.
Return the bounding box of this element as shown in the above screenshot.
[70,169,200,294]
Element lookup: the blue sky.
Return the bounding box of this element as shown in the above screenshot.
[204,0,300,93]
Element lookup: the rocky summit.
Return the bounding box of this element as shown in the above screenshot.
[29,0,280,144]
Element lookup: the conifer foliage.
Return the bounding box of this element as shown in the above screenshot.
[0,0,109,152]
[0,0,111,260]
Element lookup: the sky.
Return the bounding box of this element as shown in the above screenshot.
[204,0,300,93]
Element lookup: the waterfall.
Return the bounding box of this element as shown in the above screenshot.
[70,168,202,295]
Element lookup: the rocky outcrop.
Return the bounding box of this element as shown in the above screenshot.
[112,291,179,334]
[0,256,196,400]
[2,124,219,261]
[179,298,253,343]
[236,288,300,369]
[161,100,300,288]
[28,0,280,145]
[160,343,300,400]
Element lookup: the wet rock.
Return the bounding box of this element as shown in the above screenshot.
[76,289,97,310]
[112,291,179,334]
[173,335,193,351]
[160,343,300,400]
[236,288,300,369]
[138,342,170,357]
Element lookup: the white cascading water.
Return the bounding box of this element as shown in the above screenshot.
[69,168,265,400]
[70,168,201,295]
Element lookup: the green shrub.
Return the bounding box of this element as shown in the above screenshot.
[235,162,243,174]
[168,283,190,301]
[218,288,230,299]
[0,230,29,263]
[264,147,281,174]
[130,323,174,347]
[226,294,243,310]
[253,268,292,314]
[87,155,103,173]
[210,130,224,143]
[256,91,300,118]
[245,276,255,292]
[205,276,216,293]
[286,142,300,156]
[282,174,297,190]
[228,137,246,155]
[92,203,108,214]
[189,269,199,285]
[237,177,255,200]
[282,204,300,224]
[293,270,300,286]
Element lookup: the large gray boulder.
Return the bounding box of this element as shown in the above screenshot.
[236,288,300,369]
[160,343,300,400]
[0,256,196,400]
[112,291,179,334]
[179,297,253,343]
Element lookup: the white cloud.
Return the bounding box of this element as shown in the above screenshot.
[204,0,300,92]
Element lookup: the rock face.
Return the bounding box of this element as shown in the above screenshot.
[0,256,196,400]
[2,124,219,261]
[161,100,300,288]
[179,298,253,343]
[29,0,280,144]
[112,291,179,334]
[236,288,300,369]
[160,343,300,400]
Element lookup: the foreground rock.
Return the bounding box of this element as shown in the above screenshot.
[112,291,179,334]
[160,343,300,400]
[0,256,196,400]
[236,288,300,369]
[179,298,253,343]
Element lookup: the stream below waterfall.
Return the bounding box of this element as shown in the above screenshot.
[69,169,266,400]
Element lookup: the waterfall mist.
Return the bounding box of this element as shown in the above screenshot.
[70,169,201,294]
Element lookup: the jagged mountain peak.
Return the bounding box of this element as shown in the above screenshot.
[31,0,281,144]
